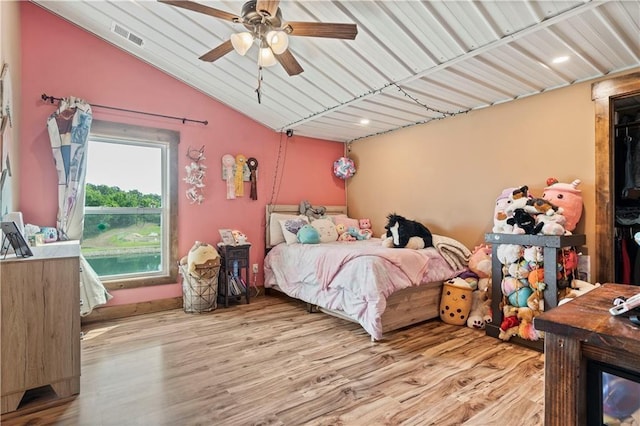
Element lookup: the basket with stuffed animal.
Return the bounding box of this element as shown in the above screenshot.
[179,241,221,313]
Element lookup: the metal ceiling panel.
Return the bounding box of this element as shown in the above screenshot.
[31,0,640,142]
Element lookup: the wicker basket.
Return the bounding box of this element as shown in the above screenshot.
[179,263,220,313]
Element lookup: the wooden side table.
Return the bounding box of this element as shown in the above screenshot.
[216,244,250,307]
[534,283,640,426]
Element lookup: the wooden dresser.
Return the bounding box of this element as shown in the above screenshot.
[534,283,640,425]
[1,241,81,414]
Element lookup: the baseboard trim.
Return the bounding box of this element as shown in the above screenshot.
[81,297,183,324]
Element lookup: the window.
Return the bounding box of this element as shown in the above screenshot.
[82,120,178,290]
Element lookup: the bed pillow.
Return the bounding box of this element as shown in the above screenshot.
[279,217,309,244]
[311,218,339,243]
[332,214,360,230]
[269,213,307,246]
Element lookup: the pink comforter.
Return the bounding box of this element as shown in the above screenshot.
[264,238,463,339]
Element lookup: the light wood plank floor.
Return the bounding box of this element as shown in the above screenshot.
[2,294,544,426]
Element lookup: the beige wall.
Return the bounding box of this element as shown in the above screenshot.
[1,0,21,211]
[347,79,599,275]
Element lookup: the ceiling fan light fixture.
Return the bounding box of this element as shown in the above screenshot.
[258,46,277,67]
[266,30,288,55]
[231,32,254,56]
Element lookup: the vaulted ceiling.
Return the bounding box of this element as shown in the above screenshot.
[32,1,640,142]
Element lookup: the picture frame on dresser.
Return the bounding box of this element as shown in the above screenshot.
[218,228,235,245]
[0,221,32,258]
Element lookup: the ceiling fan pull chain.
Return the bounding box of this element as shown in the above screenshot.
[255,65,263,104]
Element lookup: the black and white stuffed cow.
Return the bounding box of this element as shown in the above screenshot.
[382,213,434,249]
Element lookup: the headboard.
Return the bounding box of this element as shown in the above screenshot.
[265,204,348,249]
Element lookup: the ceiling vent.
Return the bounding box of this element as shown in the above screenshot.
[110,22,144,47]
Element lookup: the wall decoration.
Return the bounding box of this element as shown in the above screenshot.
[247,157,258,200]
[221,153,251,200]
[234,154,247,197]
[333,156,356,179]
[184,146,206,204]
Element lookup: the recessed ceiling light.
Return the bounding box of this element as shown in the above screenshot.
[359,118,370,125]
[552,56,570,64]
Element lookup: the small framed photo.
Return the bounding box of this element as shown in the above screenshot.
[219,229,235,245]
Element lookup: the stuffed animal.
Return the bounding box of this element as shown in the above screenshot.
[493,188,517,233]
[381,213,433,249]
[497,244,523,266]
[507,208,543,235]
[186,241,220,278]
[440,278,474,325]
[358,218,373,238]
[335,223,356,242]
[297,224,320,244]
[542,178,583,232]
[504,185,531,217]
[466,287,492,329]
[468,244,492,278]
[299,200,326,220]
[535,210,568,236]
[347,226,370,240]
[517,307,540,341]
[498,305,520,341]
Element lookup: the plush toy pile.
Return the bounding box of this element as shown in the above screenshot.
[491,178,585,341]
[492,178,583,236]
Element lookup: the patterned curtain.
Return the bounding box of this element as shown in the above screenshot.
[47,97,112,316]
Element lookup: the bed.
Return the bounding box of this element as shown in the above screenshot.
[264,204,469,340]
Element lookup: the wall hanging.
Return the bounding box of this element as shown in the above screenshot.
[184,146,206,204]
[333,156,356,180]
[221,153,251,199]
[247,157,258,200]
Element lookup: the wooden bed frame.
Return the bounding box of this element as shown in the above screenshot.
[265,204,444,339]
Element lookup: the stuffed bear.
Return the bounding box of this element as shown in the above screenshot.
[466,287,492,329]
[381,213,433,249]
[358,218,373,238]
[517,307,540,341]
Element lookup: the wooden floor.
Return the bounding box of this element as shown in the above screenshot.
[2,294,545,426]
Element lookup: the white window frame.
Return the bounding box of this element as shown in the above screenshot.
[86,120,179,290]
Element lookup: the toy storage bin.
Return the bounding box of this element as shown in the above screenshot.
[179,263,220,313]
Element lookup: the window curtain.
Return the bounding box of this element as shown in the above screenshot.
[47,96,112,316]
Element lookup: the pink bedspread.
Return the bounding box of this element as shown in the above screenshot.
[264,238,464,339]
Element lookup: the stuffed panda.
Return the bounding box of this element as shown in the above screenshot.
[381,213,433,249]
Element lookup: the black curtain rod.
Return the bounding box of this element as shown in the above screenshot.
[41,93,208,125]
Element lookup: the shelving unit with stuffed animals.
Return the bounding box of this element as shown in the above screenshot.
[484,180,587,352]
[484,233,586,351]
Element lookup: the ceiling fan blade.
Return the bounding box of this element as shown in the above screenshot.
[275,49,304,76]
[158,0,240,22]
[286,21,358,40]
[199,40,234,62]
[256,0,280,17]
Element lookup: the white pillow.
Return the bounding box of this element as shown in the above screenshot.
[269,213,307,246]
[311,218,338,243]
[279,217,309,244]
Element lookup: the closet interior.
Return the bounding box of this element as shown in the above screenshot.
[614,95,640,284]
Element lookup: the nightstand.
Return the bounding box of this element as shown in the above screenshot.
[216,243,250,307]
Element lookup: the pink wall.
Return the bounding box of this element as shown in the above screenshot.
[19,2,345,306]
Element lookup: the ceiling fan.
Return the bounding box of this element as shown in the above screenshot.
[158,0,358,77]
